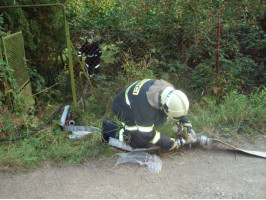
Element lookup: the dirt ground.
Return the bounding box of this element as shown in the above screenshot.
[0,136,266,199]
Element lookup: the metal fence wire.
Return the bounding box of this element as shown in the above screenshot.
[2,32,29,91]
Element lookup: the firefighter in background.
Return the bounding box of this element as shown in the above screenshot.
[102,79,196,151]
[77,33,102,76]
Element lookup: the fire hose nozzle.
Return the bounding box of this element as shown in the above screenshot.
[196,135,213,147]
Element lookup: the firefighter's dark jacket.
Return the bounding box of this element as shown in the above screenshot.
[112,79,176,150]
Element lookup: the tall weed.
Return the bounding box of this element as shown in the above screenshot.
[190,88,266,137]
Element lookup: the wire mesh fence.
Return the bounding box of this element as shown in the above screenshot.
[2,32,29,90]
[70,25,216,110]
[1,31,35,110]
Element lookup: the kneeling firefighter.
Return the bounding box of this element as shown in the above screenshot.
[102,79,196,151]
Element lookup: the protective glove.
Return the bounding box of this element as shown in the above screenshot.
[179,116,197,144]
[184,129,197,144]
[169,137,186,151]
[179,116,192,136]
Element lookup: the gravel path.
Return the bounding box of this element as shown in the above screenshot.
[1,136,266,199]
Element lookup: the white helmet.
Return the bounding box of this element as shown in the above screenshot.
[160,87,189,120]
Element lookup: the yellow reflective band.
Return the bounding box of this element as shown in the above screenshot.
[132,79,150,95]
[183,123,192,127]
[169,138,177,151]
[125,81,138,106]
[151,131,161,144]
[119,128,124,142]
[137,124,154,132]
[124,125,154,132]
[125,125,138,131]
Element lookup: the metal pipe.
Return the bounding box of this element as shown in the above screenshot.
[0,3,65,9]
[216,13,221,77]
[60,105,70,126]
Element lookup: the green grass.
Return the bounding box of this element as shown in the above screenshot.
[189,88,266,138]
[0,123,110,173]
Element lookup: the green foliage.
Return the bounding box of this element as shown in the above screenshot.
[100,42,122,65]
[28,66,68,106]
[67,0,265,98]
[0,104,39,140]
[0,58,26,111]
[0,14,5,37]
